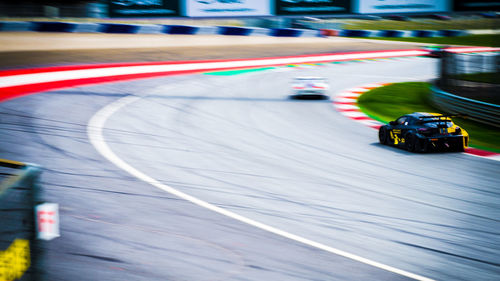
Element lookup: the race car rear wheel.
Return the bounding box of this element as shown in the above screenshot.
[379,127,389,145]
[405,133,419,152]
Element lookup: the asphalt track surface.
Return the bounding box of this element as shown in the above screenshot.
[1,37,499,281]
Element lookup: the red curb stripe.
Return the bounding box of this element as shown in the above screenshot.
[0,60,225,77]
[465,148,499,157]
[0,49,432,102]
[0,68,217,103]
[336,108,361,112]
[0,49,426,77]
[350,116,373,120]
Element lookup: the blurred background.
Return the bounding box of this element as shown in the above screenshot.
[1,1,499,281]
[0,0,498,26]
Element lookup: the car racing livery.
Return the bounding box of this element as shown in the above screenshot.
[378,112,469,152]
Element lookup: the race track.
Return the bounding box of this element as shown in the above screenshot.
[1,55,499,281]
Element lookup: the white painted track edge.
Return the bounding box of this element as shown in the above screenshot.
[87,94,435,281]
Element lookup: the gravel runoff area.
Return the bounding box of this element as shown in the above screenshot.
[0,32,428,69]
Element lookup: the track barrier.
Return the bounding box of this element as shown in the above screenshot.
[270,28,302,37]
[217,26,252,36]
[431,86,500,128]
[97,23,140,34]
[0,159,57,281]
[165,25,198,35]
[0,21,471,38]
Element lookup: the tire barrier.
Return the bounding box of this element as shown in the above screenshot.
[0,21,32,32]
[71,23,100,33]
[31,21,76,32]
[165,25,199,35]
[97,23,140,34]
[377,30,405,37]
[216,26,252,36]
[135,24,165,34]
[437,29,468,37]
[269,28,302,37]
[0,21,319,37]
[339,29,373,37]
[0,159,44,281]
[336,29,465,38]
[430,86,500,128]
[0,21,470,38]
[412,30,438,37]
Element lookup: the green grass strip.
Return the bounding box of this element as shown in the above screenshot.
[357,82,500,152]
[205,67,275,76]
[357,34,500,47]
[342,18,498,31]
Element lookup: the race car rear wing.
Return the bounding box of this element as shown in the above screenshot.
[418,114,466,123]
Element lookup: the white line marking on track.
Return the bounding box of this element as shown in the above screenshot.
[87,93,435,281]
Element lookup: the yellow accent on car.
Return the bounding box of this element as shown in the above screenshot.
[0,159,25,169]
[0,239,30,281]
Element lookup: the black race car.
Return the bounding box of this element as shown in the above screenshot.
[378,112,469,153]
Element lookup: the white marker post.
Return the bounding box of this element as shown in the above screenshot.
[35,203,60,240]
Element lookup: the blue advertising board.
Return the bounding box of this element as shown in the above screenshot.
[109,0,181,17]
[275,0,352,15]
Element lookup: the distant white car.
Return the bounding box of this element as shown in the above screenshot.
[290,77,329,99]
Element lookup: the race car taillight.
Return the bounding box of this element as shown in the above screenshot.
[418,128,431,134]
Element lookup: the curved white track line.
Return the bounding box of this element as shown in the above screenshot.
[87,93,434,281]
